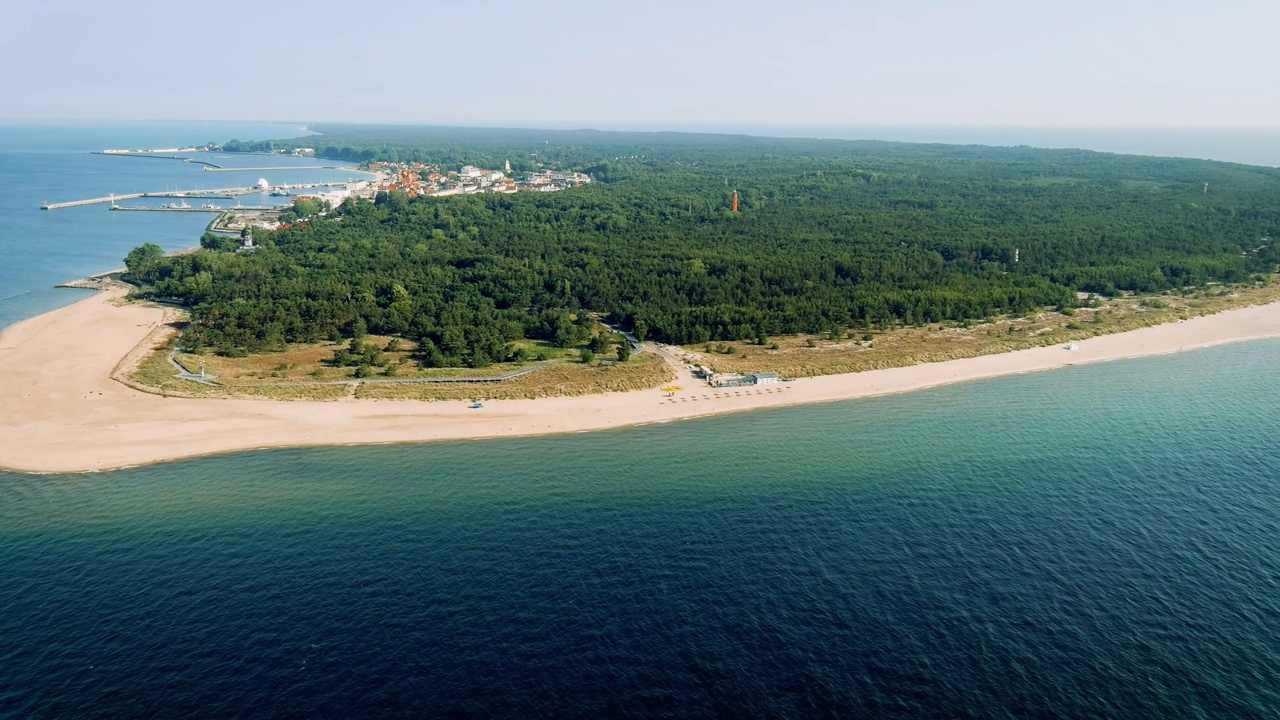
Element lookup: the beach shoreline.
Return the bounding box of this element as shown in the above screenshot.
[4,288,1280,474]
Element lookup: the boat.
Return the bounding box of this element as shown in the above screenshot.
[269,189,292,197]
[469,402,484,409]
[201,203,222,210]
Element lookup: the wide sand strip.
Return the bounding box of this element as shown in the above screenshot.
[4,290,1280,474]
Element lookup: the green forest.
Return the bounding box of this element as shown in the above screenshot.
[130,126,1280,365]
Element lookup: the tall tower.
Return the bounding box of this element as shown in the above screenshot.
[731,190,739,213]
[505,159,512,174]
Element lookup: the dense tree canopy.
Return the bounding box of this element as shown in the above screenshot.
[136,128,1280,363]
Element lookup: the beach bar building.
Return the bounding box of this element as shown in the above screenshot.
[710,372,781,388]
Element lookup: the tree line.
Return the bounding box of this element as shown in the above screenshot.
[124,128,1280,363]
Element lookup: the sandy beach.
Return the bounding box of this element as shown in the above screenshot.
[3,289,1280,474]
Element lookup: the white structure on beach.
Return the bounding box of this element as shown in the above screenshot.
[709,372,781,388]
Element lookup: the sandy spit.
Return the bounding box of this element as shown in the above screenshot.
[3,290,1280,474]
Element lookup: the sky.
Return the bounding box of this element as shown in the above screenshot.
[3,0,1276,128]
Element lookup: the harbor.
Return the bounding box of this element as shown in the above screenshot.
[29,145,384,269]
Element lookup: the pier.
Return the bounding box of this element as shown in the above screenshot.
[110,205,281,213]
[42,188,249,210]
[203,165,363,173]
[41,182,353,210]
[41,194,145,210]
[92,152,223,168]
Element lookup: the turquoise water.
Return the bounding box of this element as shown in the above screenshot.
[2,123,1279,716]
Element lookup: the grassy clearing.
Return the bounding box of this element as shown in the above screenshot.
[126,335,191,392]
[679,281,1280,379]
[355,354,672,401]
[124,280,1280,400]
[186,334,585,386]
[126,332,669,401]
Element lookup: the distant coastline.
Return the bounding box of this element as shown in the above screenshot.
[6,285,1280,474]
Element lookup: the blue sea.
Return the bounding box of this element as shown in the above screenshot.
[2,123,1279,717]
[0,121,358,330]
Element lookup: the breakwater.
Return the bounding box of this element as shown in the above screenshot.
[42,189,248,210]
[41,194,145,210]
[41,182,351,210]
[109,205,281,213]
[203,165,361,173]
[92,152,222,168]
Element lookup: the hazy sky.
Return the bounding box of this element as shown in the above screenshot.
[3,0,1276,127]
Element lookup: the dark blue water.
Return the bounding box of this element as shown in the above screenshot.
[2,343,1279,717]
[2,123,1279,717]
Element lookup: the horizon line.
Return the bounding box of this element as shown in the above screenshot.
[1,118,1278,132]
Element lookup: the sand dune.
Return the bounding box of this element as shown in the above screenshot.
[4,289,1280,474]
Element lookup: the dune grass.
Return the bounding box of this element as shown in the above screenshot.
[124,281,1279,400]
[680,281,1280,379]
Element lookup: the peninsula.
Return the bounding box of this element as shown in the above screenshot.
[9,127,1280,473]
[4,285,1280,474]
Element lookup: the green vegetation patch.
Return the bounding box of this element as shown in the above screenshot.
[124,128,1280,370]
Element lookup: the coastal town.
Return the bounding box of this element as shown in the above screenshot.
[40,151,596,236]
[286,159,595,206]
[237,161,593,231]
[368,160,593,197]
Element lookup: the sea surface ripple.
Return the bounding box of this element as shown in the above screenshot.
[2,342,1278,717]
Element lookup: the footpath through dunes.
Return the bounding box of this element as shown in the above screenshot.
[8,290,1280,474]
